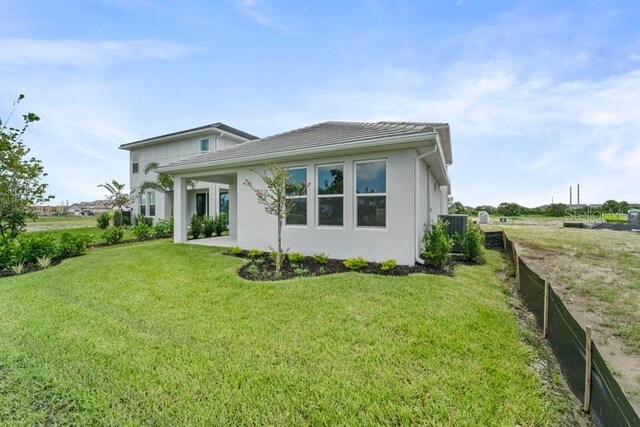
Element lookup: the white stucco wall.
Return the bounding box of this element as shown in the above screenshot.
[127,132,242,221]
[235,149,420,265]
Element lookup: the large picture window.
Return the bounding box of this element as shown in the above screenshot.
[285,167,307,226]
[317,164,343,226]
[139,191,156,217]
[355,160,386,227]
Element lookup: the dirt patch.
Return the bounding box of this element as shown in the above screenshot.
[0,259,62,278]
[227,250,459,281]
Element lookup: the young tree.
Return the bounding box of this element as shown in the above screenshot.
[138,162,193,215]
[98,180,130,226]
[0,95,52,244]
[243,164,309,275]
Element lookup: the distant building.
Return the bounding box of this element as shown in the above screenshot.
[67,200,118,216]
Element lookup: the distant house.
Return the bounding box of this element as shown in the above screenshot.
[152,121,452,265]
[119,123,258,221]
[67,200,113,216]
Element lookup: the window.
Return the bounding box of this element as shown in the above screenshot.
[355,160,386,227]
[131,151,140,174]
[285,167,307,225]
[132,162,139,174]
[200,138,210,153]
[139,191,156,217]
[317,164,344,226]
[219,190,229,214]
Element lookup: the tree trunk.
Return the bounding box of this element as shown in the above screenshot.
[276,201,282,275]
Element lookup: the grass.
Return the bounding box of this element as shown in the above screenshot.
[25,216,135,244]
[0,241,569,425]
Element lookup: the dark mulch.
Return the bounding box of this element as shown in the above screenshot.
[0,259,63,278]
[227,250,456,281]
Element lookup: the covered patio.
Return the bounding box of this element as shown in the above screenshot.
[173,170,238,244]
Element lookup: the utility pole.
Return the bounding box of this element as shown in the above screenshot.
[577,183,580,206]
[570,186,573,207]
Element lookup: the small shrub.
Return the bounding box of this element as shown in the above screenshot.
[136,215,153,227]
[269,251,278,262]
[0,240,18,270]
[253,258,265,266]
[102,227,124,245]
[288,252,305,265]
[213,215,227,236]
[58,233,92,258]
[458,221,485,264]
[313,252,329,264]
[17,233,57,264]
[190,214,202,239]
[343,257,368,270]
[227,246,242,256]
[37,256,52,269]
[380,259,397,272]
[132,222,153,241]
[422,220,453,269]
[245,264,260,278]
[96,212,110,229]
[113,211,131,227]
[153,218,173,238]
[10,262,25,275]
[317,266,327,275]
[202,216,215,238]
[247,249,263,258]
[293,267,309,277]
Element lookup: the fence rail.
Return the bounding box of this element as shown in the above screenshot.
[484,231,640,427]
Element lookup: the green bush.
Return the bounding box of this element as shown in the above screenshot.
[247,249,263,258]
[102,227,124,245]
[313,253,329,264]
[16,233,57,264]
[343,257,368,270]
[213,215,227,236]
[293,267,309,277]
[58,233,92,258]
[227,246,242,256]
[136,215,153,227]
[132,222,153,241]
[0,240,18,269]
[245,264,260,278]
[458,222,485,264]
[380,259,397,272]
[422,220,453,269]
[96,212,110,229]
[190,214,202,239]
[153,218,173,238]
[288,252,305,265]
[202,216,216,238]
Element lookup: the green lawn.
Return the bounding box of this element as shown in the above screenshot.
[28,224,134,245]
[0,241,569,425]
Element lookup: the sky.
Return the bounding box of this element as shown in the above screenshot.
[1,0,639,207]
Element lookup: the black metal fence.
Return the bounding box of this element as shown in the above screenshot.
[485,231,640,427]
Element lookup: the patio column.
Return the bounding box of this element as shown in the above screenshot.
[174,176,188,243]
[229,179,237,237]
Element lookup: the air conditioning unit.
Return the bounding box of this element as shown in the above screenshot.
[438,214,468,253]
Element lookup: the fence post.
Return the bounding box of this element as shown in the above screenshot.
[513,247,520,290]
[502,232,507,251]
[542,281,549,339]
[583,326,592,412]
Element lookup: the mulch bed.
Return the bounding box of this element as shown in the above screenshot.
[227,250,457,281]
[0,259,63,278]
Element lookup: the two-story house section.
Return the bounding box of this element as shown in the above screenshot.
[119,123,258,222]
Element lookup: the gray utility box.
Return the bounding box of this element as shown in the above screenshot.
[478,211,490,224]
[629,210,640,230]
[438,214,468,253]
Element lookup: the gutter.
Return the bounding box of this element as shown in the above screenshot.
[159,131,441,174]
[414,142,439,265]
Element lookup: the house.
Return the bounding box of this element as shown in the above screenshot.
[67,200,113,216]
[119,123,259,221]
[157,121,452,265]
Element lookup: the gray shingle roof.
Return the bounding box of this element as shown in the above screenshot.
[119,122,258,149]
[159,121,448,171]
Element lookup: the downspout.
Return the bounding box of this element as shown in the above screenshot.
[215,130,224,151]
[414,143,438,264]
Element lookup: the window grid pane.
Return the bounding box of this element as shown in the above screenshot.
[356,161,386,194]
[357,196,386,227]
[318,196,343,226]
[286,198,307,225]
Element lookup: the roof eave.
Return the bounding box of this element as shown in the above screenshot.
[119,125,251,150]
[158,132,441,174]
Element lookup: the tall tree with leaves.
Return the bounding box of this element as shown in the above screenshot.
[98,180,130,226]
[139,162,193,216]
[0,94,52,244]
[243,164,309,275]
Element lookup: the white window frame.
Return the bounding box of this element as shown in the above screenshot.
[139,190,156,217]
[354,159,388,230]
[316,163,344,229]
[132,162,139,174]
[285,166,308,227]
[139,191,147,216]
[200,138,210,153]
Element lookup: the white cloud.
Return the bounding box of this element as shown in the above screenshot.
[0,38,201,67]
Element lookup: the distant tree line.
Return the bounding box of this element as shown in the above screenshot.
[449,199,638,217]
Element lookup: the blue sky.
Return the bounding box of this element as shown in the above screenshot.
[1,0,638,207]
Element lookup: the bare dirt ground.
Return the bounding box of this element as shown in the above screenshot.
[483,219,640,415]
